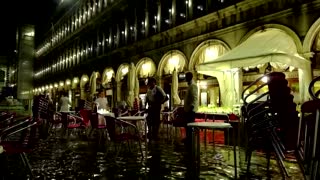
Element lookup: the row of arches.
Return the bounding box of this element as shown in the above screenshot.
[34,22,320,104]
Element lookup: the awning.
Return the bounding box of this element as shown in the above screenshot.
[197,28,312,105]
[198,28,310,73]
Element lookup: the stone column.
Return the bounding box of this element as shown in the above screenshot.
[96,31,100,55]
[171,0,176,27]
[102,33,105,54]
[86,42,89,59]
[109,27,113,48]
[144,7,149,37]
[75,14,78,30]
[116,81,122,102]
[80,88,86,100]
[124,19,128,44]
[134,8,138,41]
[98,0,102,12]
[83,6,87,24]
[157,1,161,32]
[87,1,92,20]
[188,0,193,20]
[116,24,120,47]
[77,44,80,65]
[73,47,77,67]
[78,9,82,27]
[17,25,34,106]
[92,0,97,16]
[207,0,212,13]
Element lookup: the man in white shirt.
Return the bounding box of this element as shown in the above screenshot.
[184,72,198,147]
[145,77,167,140]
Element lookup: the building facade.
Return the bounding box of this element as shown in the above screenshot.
[33,0,320,108]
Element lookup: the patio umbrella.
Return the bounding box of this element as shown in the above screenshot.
[172,69,181,106]
[133,76,140,110]
[134,76,139,99]
[90,71,97,98]
[127,63,136,108]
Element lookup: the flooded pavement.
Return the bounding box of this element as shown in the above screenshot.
[5,128,303,179]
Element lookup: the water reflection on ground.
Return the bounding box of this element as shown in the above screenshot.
[7,130,303,179]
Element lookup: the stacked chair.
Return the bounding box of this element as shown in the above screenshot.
[296,76,320,179]
[0,95,50,178]
[242,72,299,179]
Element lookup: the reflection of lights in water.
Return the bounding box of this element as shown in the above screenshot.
[73,79,78,83]
[45,85,49,89]
[49,85,53,89]
[83,77,88,82]
[261,76,268,83]
[66,80,71,85]
[60,82,64,86]
[54,83,58,88]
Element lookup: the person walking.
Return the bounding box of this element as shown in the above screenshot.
[184,72,198,147]
[145,77,167,141]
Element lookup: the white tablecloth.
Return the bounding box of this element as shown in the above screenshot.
[187,122,232,129]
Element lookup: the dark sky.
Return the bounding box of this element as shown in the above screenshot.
[0,0,58,55]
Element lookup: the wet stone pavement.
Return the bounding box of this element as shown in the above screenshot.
[5,128,303,180]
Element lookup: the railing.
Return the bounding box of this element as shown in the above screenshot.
[296,76,320,179]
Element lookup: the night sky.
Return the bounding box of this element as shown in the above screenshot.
[0,0,58,55]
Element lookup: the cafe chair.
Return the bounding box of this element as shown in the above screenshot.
[48,112,63,136]
[106,117,143,159]
[0,117,38,178]
[89,112,109,145]
[65,111,89,139]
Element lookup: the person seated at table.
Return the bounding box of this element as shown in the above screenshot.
[95,90,108,111]
[59,92,70,112]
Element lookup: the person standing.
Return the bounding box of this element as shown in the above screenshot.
[184,72,198,147]
[59,92,70,112]
[95,90,109,125]
[145,77,167,141]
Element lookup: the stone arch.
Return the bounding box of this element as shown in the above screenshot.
[157,50,188,78]
[189,39,231,71]
[303,18,320,56]
[115,63,129,82]
[240,24,303,53]
[136,57,157,78]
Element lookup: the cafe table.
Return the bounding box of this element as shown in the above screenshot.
[117,116,148,146]
[187,122,237,179]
